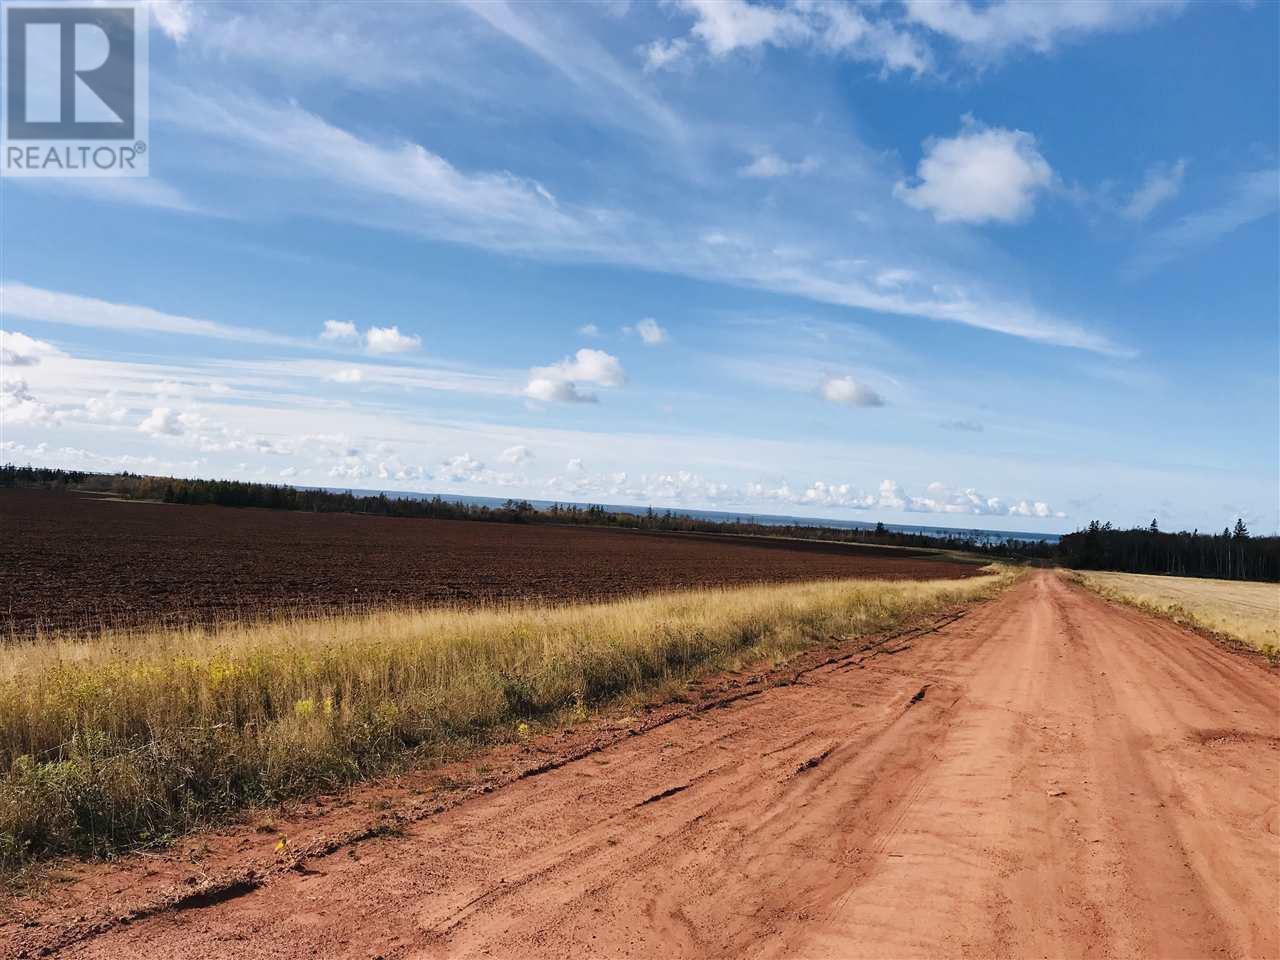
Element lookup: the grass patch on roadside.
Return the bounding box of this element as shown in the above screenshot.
[0,568,1012,872]
[1069,569,1280,661]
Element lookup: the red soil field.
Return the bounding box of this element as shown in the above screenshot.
[0,488,980,636]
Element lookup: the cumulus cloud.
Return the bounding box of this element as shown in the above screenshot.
[739,153,820,179]
[578,323,602,337]
[440,452,484,482]
[821,375,885,408]
[750,476,1064,519]
[566,457,585,472]
[365,325,422,354]
[525,347,626,403]
[82,393,129,423]
[624,318,668,345]
[1122,159,1187,222]
[137,407,185,437]
[320,321,422,354]
[525,378,598,404]
[0,330,63,367]
[895,118,1053,225]
[500,444,533,464]
[0,379,59,425]
[320,320,359,342]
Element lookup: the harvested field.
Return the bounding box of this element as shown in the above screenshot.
[0,488,980,636]
[1072,568,1280,654]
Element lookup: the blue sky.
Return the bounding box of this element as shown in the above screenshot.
[1,0,1276,533]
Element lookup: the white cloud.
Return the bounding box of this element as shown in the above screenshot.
[821,375,885,408]
[895,119,1053,225]
[13,176,208,216]
[526,347,626,403]
[1123,158,1187,222]
[903,0,1185,60]
[1009,498,1059,518]
[322,321,424,355]
[151,0,198,43]
[365,326,422,354]
[641,36,691,72]
[1126,168,1279,275]
[82,393,129,423]
[0,379,59,425]
[653,0,931,75]
[329,367,365,383]
[440,452,485,482]
[578,323,602,337]
[873,268,916,289]
[151,90,1119,354]
[163,86,583,250]
[500,444,533,464]
[138,406,183,437]
[566,457,585,472]
[0,282,299,347]
[525,377,597,404]
[540,348,626,385]
[0,330,63,367]
[279,466,298,478]
[320,320,359,342]
[749,476,1064,519]
[624,317,668,345]
[739,153,820,179]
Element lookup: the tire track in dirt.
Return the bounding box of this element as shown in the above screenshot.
[5,572,1276,959]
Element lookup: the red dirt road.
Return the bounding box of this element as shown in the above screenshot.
[7,572,1278,959]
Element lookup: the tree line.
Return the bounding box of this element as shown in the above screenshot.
[1057,519,1277,581]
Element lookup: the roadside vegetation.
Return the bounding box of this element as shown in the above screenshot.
[1072,569,1280,659]
[0,568,1013,873]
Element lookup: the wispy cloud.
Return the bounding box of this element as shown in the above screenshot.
[1122,158,1187,222]
[647,0,932,76]
[0,282,300,347]
[462,0,690,145]
[739,153,820,179]
[902,0,1186,60]
[12,176,210,216]
[152,86,1121,354]
[1126,168,1279,276]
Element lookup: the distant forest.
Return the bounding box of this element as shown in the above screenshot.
[4,464,1277,581]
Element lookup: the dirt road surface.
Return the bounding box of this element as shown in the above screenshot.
[7,572,1278,959]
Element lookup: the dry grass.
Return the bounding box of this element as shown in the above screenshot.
[0,568,1013,871]
[1072,570,1280,658]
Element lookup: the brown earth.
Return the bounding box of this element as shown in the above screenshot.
[5,571,1276,959]
[0,488,978,637]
